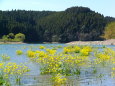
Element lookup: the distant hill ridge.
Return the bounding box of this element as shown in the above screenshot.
[0,6,115,43]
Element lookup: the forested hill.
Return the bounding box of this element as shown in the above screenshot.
[0,6,115,43]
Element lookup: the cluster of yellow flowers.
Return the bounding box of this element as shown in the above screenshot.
[63,46,80,53]
[16,50,23,55]
[3,62,30,77]
[0,62,4,69]
[52,73,67,86]
[63,46,92,56]
[46,49,57,55]
[18,45,115,86]
[0,62,30,85]
[39,45,46,49]
[27,50,36,57]
[80,46,92,56]
[26,45,94,85]
[94,48,115,66]
[111,67,115,77]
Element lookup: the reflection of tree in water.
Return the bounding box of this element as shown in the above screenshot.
[21,75,81,86]
[65,77,81,86]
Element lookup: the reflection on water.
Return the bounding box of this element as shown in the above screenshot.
[19,74,115,86]
[0,44,115,86]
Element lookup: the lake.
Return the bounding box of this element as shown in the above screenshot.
[0,44,115,86]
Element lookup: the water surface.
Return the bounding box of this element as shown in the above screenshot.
[0,44,115,86]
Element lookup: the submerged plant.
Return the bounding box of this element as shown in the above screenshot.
[1,54,10,61]
[39,45,46,49]
[16,50,23,55]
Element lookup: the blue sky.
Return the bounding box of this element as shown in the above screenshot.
[0,0,115,17]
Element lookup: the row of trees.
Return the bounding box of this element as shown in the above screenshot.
[1,33,25,42]
[0,6,115,42]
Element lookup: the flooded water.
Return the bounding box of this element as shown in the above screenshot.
[0,44,115,86]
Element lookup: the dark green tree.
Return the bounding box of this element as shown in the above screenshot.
[0,7,115,42]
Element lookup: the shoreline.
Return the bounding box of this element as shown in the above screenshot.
[0,39,115,45]
[0,42,25,44]
[0,42,60,44]
[66,39,115,45]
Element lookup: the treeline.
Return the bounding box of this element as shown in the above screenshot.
[0,6,115,43]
